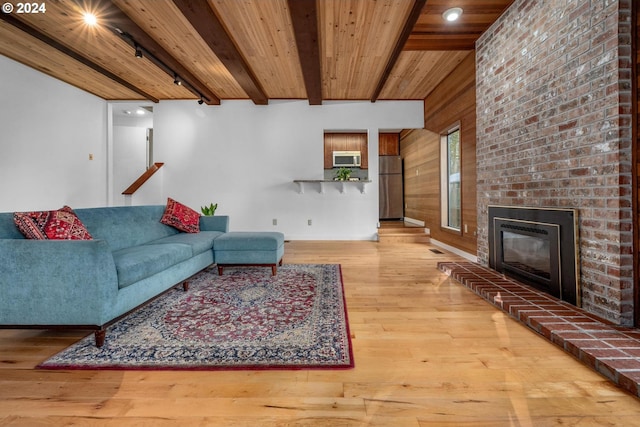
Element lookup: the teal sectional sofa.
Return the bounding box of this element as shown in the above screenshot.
[0,205,229,347]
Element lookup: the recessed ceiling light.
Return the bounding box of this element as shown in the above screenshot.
[123,110,132,115]
[443,7,463,22]
[135,109,145,115]
[83,12,97,26]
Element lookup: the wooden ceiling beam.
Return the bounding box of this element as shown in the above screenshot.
[103,0,220,105]
[0,13,159,103]
[370,0,427,102]
[288,0,322,105]
[172,0,268,105]
[404,34,478,51]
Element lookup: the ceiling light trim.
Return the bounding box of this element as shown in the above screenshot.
[443,7,463,22]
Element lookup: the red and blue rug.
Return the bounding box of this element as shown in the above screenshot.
[38,264,354,370]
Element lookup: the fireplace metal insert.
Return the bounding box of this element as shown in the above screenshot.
[488,206,580,306]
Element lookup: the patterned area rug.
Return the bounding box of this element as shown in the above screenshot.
[38,264,353,370]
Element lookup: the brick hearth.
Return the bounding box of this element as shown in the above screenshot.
[438,261,640,397]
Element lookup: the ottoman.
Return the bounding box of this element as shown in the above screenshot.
[214,231,285,275]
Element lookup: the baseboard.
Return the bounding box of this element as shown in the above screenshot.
[285,234,378,241]
[430,239,477,262]
[403,217,425,227]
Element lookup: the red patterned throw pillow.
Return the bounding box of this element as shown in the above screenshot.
[160,198,200,233]
[14,205,93,240]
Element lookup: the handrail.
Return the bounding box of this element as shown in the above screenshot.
[122,162,164,195]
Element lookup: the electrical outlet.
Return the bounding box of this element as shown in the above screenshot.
[308,219,312,226]
[272,219,277,226]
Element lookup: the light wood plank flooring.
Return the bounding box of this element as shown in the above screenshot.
[1,240,640,426]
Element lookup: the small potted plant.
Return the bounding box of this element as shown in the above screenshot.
[335,167,352,181]
[200,202,218,216]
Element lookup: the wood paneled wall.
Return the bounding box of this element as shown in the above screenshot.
[323,133,368,169]
[401,128,438,222]
[401,51,477,255]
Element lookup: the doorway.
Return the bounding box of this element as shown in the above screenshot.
[109,103,154,206]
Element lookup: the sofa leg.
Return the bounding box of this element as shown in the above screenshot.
[271,265,277,276]
[182,281,189,291]
[218,266,224,275]
[95,330,106,348]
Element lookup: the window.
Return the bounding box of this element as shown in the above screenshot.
[441,125,461,231]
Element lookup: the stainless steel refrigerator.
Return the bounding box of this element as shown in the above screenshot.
[379,155,404,219]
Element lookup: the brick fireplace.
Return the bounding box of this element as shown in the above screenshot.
[476,0,634,325]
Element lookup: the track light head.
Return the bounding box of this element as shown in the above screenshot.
[173,74,181,86]
[134,44,143,59]
[198,98,204,105]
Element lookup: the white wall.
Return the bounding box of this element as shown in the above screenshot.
[154,100,423,240]
[0,54,424,241]
[0,56,108,212]
[112,126,147,204]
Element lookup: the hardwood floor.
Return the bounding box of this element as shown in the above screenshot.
[1,240,640,426]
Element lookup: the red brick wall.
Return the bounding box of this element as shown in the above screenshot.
[476,0,634,325]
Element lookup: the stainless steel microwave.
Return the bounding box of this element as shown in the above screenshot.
[333,151,361,167]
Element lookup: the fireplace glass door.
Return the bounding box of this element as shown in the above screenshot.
[493,219,561,298]
[502,231,551,280]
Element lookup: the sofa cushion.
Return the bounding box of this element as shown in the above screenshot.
[146,231,223,256]
[214,232,285,251]
[112,243,192,289]
[74,206,178,251]
[160,198,200,233]
[0,212,27,239]
[14,206,92,240]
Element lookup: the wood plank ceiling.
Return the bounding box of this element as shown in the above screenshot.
[0,0,514,104]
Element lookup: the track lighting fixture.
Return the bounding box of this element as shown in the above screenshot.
[109,26,211,103]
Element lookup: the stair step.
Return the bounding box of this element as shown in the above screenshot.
[378,227,425,235]
[378,225,430,243]
[378,234,430,243]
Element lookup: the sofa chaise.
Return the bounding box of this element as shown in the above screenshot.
[0,205,231,347]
